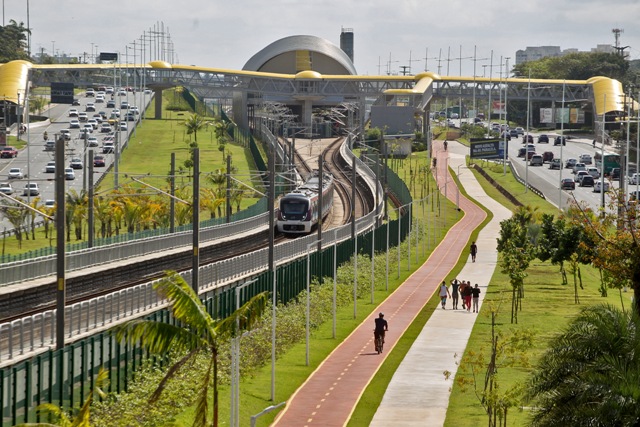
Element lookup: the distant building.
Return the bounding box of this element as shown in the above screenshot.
[516,44,615,64]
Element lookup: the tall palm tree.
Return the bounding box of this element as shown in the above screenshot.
[526,304,640,426]
[182,113,210,144]
[116,272,267,427]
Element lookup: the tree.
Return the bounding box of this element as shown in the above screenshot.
[512,52,630,82]
[0,20,31,62]
[182,114,210,144]
[526,304,640,426]
[116,272,267,427]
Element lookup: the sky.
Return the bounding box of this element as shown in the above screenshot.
[4,0,640,78]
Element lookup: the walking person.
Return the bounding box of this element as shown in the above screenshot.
[470,241,478,263]
[462,283,473,312]
[439,281,451,309]
[459,280,468,310]
[471,284,481,313]
[450,278,460,309]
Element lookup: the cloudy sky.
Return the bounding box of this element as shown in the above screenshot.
[5,0,639,77]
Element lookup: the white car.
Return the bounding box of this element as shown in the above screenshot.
[628,173,640,185]
[0,182,14,195]
[586,167,600,179]
[8,168,24,179]
[44,199,56,209]
[119,121,128,131]
[69,119,80,129]
[593,181,610,193]
[64,168,75,180]
[22,183,40,196]
[579,154,593,165]
[68,108,79,117]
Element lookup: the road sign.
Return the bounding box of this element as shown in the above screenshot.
[51,82,75,104]
[99,52,118,61]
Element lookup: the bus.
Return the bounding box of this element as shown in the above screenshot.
[594,152,620,176]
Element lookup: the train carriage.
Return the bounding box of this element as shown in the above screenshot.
[277,170,334,234]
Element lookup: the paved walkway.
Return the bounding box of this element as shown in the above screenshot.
[273,141,506,426]
[370,142,512,426]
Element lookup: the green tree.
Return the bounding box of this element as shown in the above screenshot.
[0,20,31,62]
[116,272,268,427]
[512,52,630,82]
[182,113,210,144]
[526,304,640,426]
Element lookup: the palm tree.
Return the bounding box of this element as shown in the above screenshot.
[182,113,210,144]
[116,272,267,427]
[526,304,640,426]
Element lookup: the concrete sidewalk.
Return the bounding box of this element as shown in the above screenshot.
[370,142,512,426]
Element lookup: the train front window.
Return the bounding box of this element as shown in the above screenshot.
[281,200,308,215]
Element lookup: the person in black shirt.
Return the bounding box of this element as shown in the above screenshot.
[471,284,481,313]
[374,312,388,344]
[450,279,460,309]
[470,241,478,262]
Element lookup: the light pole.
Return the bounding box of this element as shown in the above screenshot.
[306,239,321,366]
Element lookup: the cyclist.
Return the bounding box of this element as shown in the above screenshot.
[374,312,388,350]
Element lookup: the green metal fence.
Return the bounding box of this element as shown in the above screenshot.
[1,151,413,426]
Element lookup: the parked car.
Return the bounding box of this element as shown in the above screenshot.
[579,154,593,165]
[549,158,562,170]
[572,163,587,174]
[542,151,554,163]
[537,134,549,143]
[8,167,24,179]
[561,178,575,190]
[1,146,18,158]
[565,158,577,168]
[45,161,56,173]
[593,181,610,193]
[93,155,106,167]
[580,175,595,187]
[554,136,567,146]
[22,183,40,196]
[0,182,14,195]
[529,154,543,166]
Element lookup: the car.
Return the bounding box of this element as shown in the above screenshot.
[100,123,112,133]
[95,95,105,103]
[593,181,610,193]
[509,129,519,138]
[22,183,40,196]
[87,119,99,130]
[130,106,140,115]
[85,103,96,112]
[575,170,589,183]
[579,154,593,165]
[144,88,152,95]
[125,112,135,121]
[44,199,56,209]
[69,119,80,129]
[98,111,108,120]
[93,155,106,167]
[610,168,621,180]
[110,109,120,118]
[70,158,83,169]
[515,127,524,135]
[561,178,575,190]
[586,167,600,179]
[580,175,595,187]
[565,158,578,168]
[119,121,128,131]
[8,167,24,179]
[72,98,81,106]
[105,87,114,94]
[117,89,127,96]
[64,168,75,180]
[83,123,94,133]
[628,173,640,185]
[86,136,99,147]
[79,128,92,138]
[106,100,116,108]
[629,190,640,202]
[59,129,71,140]
[549,158,562,170]
[102,142,115,154]
[85,88,95,97]
[554,136,567,146]
[45,161,56,173]
[78,112,88,122]
[542,151,554,163]
[92,114,103,123]
[517,147,527,158]
[522,134,534,143]
[120,101,130,109]
[525,150,537,160]
[0,182,14,195]
[572,163,587,174]
[500,131,511,141]
[68,108,79,117]
[1,146,18,158]
[529,154,543,166]
[537,134,549,143]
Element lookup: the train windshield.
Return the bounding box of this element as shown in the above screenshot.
[281,199,308,215]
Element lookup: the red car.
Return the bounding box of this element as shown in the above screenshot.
[0,146,18,158]
[93,155,106,167]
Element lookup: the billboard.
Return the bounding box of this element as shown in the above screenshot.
[470,139,506,160]
[51,82,75,104]
[99,52,118,61]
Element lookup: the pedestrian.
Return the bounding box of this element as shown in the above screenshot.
[462,283,473,312]
[470,241,478,263]
[439,281,451,309]
[450,278,460,309]
[459,280,468,309]
[471,284,481,313]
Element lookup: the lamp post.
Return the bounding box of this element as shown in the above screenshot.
[306,239,321,366]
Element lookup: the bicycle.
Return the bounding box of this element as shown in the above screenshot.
[374,330,384,354]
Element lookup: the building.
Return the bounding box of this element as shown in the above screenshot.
[515,44,615,64]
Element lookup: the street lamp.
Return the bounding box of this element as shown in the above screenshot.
[306,239,321,366]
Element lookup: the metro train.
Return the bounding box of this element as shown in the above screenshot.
[277,170,334,234]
